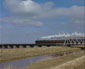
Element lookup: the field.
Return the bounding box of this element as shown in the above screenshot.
[0,46,81,62]
[26,51,85,69]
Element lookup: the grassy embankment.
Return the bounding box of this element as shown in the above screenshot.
[0,46,81,62]
[26,51,85,69]
[60,56,85,69]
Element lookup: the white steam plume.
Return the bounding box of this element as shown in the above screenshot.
[41,32,85,39]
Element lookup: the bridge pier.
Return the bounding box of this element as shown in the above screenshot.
[47,45,50,47]
[9,45,14,48]
[0,45,2,48]
[3,45,8,49]
[22,45,26,48]
[38,45,42,47]
[30,45,34,48]
[15,45,20,48]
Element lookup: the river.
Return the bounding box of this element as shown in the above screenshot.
[0,55,55,69]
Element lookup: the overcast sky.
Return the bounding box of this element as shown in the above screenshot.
[0,0,85,44]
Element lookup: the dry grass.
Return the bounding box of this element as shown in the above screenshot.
[77,45,85,48]
[52,55,85,69]
[0,47,81,62]
[26,51,85,69]
[63,60,85,69]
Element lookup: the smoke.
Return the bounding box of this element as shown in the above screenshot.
[41,32,85,39]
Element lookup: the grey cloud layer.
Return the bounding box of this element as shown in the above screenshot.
[2,0,85,26]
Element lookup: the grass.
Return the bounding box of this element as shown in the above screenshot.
[63,62,85,69]
[0,46,81,62]
[61,56,85,69]
[26,51,85,69]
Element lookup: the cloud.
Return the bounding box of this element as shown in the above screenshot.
[4,0,84,17]
[1,0,85,27]
[5,0,41,17]
[0,0,84,43]
[0,17,43,27]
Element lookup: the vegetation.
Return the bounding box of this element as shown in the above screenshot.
[26,51,85,69]
[60,56,85,69]
[0,47,81,62]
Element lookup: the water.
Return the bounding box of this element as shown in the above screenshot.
[0,50,79,69]
[0,55,55,69]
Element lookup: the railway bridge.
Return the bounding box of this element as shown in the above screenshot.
[0,37,84,49]
[0,43,56,49]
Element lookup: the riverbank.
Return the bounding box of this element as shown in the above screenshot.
[0,46,81,62]
[52,53,85,69]
[26,51,85,69]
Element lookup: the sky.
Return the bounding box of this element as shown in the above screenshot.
[0,0,85,44]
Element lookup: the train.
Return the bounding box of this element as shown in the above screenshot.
[35,40,65,46]
[35,37,85,46]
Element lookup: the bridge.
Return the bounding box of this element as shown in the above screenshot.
[64,37,85,46]
[0,37,84,49]
[0,43,57,49]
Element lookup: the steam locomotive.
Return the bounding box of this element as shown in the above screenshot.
[35,40,65,46]
[35,38,85,46]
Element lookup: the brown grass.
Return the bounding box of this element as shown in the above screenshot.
[26,51,85,69]
[0,47,81,62]
[52,55,85,69]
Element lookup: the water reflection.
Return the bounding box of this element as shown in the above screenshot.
[0,55,55,69]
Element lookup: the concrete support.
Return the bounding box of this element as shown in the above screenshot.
[4,45,8,48]
[16,45,20,48]
[38,45,42,47]
[9,45,14,48]
[1,45,5,49]
[30,45,34,48]
[47,45,50,47]
[22,45,26,48]
[0,45,2,48]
